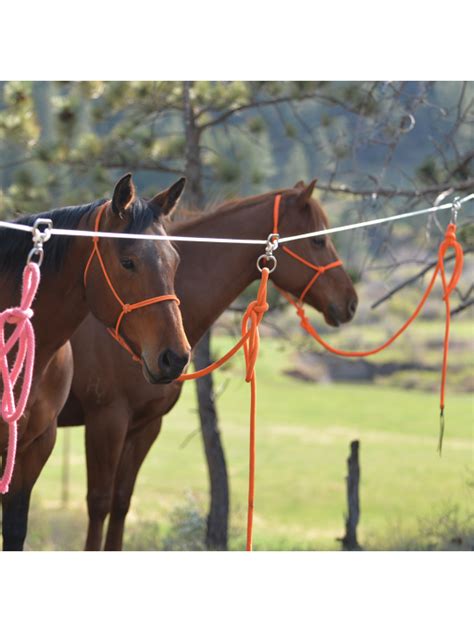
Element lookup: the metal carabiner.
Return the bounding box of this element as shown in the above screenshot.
[256,232,279,274]
[27,218,53,267]
[32,218,53,246]
[265,233,279,255]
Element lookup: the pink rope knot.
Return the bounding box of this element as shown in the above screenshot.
[0,262,40,494]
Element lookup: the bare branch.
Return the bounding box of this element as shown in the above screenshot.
[371,248,474,309]
[451,298,474,316]
[453,283,474,303]
[316,178,474,199]
[446,149,474,181]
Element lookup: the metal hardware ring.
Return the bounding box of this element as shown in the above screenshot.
[257,254,277,273]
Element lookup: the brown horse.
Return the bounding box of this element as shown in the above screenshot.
[58,180,358,551]
[0,174,190,550]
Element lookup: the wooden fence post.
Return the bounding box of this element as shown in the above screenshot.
[340,439,361,550]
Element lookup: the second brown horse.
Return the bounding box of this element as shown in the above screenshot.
[58,180,358,550]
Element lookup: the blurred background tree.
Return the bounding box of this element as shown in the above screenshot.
[1,80,472,549]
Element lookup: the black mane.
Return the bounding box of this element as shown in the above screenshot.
[0,197,159,281]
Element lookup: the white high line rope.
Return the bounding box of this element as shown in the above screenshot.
[0,192,472,245]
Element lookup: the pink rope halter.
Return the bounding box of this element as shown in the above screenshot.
[0,262,40,493]
[0,218,50,494]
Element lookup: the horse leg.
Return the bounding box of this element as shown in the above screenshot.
[2,422,57,551]
[104,416,163,551]
[84,404,129,551]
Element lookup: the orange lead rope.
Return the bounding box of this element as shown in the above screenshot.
[178,268,270,550]
[277,216,464,454]
[83,202,180,362]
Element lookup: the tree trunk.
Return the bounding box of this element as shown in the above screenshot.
[182,81,229,550]
[193,330,229,549]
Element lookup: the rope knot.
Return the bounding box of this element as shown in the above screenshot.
[4,307,34,326]
[443,223,458,246]
[295,303,310,329]
[123,303,132,313]
[251,301,269,316]
[439,222,464,302]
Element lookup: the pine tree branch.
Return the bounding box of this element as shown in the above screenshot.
[198,93,321,130]
[61,157,184,175]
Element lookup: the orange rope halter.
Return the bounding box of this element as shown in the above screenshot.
[276,197,464,453]
[83,202,180,362]
[271,193,344,302]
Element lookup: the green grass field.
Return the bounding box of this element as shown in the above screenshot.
[26,321,474,551]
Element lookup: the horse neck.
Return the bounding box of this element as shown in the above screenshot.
[27,218,96,373]
[171,196,275,346]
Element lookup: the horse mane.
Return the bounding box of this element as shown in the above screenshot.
[169,189,292,232]
[168,187,330,234]
[215,190,294,213]
[0,197,161,281]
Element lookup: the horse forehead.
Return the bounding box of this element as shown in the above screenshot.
[148,227,178,262]
[124,222,175,259]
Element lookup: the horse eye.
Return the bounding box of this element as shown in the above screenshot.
[120,258,135,270]
[312,237,326,247]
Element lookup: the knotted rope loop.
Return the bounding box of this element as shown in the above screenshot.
[439,223,463,299]
[0,261,41,494]
[83,202,180,362]
[242,268,270,383]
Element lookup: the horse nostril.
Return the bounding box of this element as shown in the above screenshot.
[158,349,190,376]
[159,349,172,372]
[348,298,358,318]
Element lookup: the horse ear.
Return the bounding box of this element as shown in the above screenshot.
[149,177,186,218]
[297,178,317,206]
[112,173,136,217]
[294,180,306,189]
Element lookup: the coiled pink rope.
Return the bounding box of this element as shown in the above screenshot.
[0,262,40,494]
